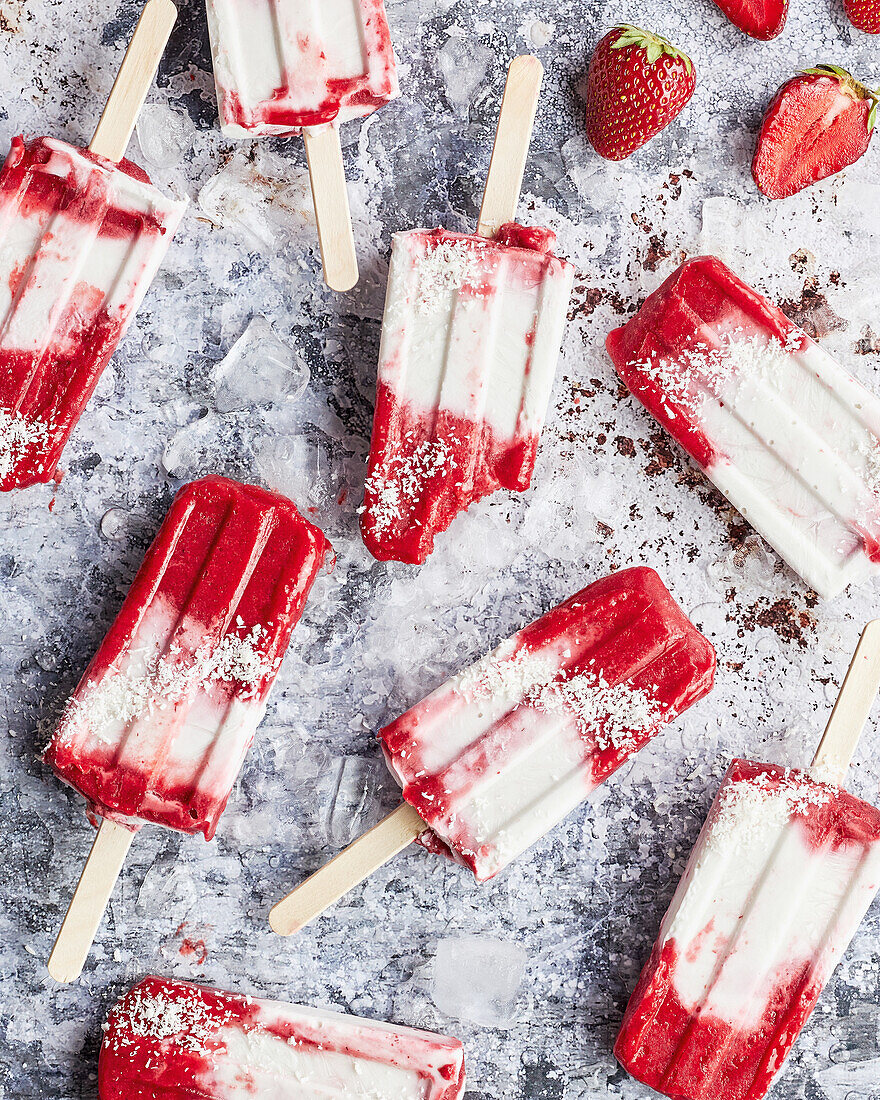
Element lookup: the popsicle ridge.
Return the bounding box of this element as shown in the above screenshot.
[361,224,574,563]
[99,975,467,1100]
[380,567,715,880]
[45,476,328,838]
[0,136,185,490]
[607,255,880,599]
[615,759,880,1100]
[206,0,400,137]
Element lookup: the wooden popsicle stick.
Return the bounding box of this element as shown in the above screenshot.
[269,802,425,936]
[476,54,544,239]
[47,818,134,983]
[303,125,359,292]
[89,0,178,162]
[810,620,880,786]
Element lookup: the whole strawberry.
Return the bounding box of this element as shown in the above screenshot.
[753,64,878,199]
[711,0,788,39]
[585,25,695,161]
[845,0,880,33]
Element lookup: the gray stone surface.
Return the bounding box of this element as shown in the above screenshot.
[2,0,880,1096]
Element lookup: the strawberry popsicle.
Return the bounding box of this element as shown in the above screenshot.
[204,0,399,291]
[360,223,574,564]
[0,138,184,490]
[615,762,880,1100]
[607,255,880,600]
[360,56,573,563]
[205,0,399,138]
[270,567,715,933]
[45,475,328,981]
[0,0,184,491]
[616,621,880,1100]
[99,976,466,1099]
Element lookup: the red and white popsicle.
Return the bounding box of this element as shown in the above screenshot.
[44,476,328,981]
[99,975,467,1099]
[615,621,880,1100]
[607,256,880,600]
[0,0,185,490]
[359,56,574,564]
[204,0,400,291]
[270,566,716,935]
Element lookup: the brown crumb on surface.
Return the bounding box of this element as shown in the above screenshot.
[854,326,880,356]
[779,277,847,339]
[732,597,816,647]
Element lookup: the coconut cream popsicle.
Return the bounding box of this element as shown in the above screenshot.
[270,566,715,934]
[205,0,400,290]
[607,255,880,599]
[615,621,880,1100]
[45,476,328,981]
[359,55,574,564]
[99,975,467,1100]
[0,0,185,490]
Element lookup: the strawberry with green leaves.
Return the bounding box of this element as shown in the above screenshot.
[753,64,879,199]
[845,0,880,34]
[584,25,695,161]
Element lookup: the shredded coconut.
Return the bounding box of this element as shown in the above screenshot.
[709,769,833,854]
[362,439,457,535]
[632,330,801,421]
[60,625,276,736]
[459,647,663,752]
[0,408,51,479]
[106,987,227,1054]
[413,240,485,313]
[858,436,880,496]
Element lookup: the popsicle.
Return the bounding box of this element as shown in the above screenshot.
[606,255,880,600]
[360,56,574,563]
[99,975,467,1099]
[204,0,400,291]
[45,475,328,982]
[270,566,715,934]
[615,620,880,1100]
[0,0,185,491]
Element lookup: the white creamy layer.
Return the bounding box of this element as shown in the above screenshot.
[109,983,464,1100]
[658,772,880,1030]
[206,0,399,136]
[0,138,185,357]
[57,598,270,822]
[384,633,661,881]
[649,328,880,599]
[377,231,573,444]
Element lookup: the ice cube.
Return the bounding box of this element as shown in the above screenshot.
[198,148,314,253]
[432,935,527,1028]
[211,317,309,414]
[136,102,190,168]
[100,508,130,541]
[161,413,223,480]
[324,756,383,847]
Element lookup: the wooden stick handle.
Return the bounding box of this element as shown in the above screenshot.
[476,55,543,239]
[89,0,178,162]
[269,802,425,936]
[47,818,134,983]
[810,620,880,786]
[303,125,359,292]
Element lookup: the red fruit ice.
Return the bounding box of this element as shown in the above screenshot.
[584,25,695,161]
[845,0,880,33]
[711,0,788,39]
[753,65,878,199]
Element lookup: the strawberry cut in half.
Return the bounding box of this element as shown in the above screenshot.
[711,0,789,39]
[845,0,880,34]
[584,25,695,161]
[753,64,878,199]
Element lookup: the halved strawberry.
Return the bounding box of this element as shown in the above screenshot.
[712,0,788,39]
[845,0,880,33]
[752,65,878,199]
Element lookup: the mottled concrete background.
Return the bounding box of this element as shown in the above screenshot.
[2,0,880,1096]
